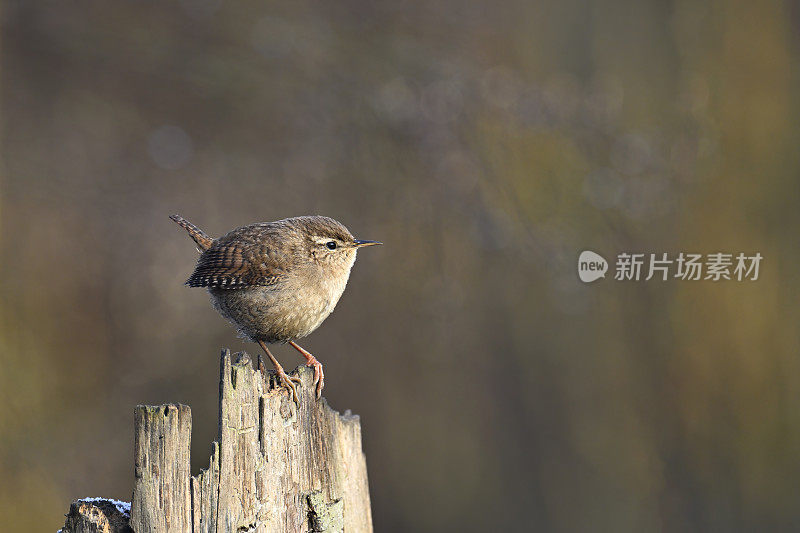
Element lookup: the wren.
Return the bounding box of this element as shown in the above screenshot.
[170,214,381,402]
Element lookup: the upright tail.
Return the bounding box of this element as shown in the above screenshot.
[169,214,214,251]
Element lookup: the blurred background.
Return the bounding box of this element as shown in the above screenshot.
[2,1,800,531]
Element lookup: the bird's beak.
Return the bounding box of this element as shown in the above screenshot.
[353,239,382,248]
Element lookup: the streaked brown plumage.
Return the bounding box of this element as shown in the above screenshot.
[170,214,381,402]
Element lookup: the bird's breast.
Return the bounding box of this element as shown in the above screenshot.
[208,266,352,343]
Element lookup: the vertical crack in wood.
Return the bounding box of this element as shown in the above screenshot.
[258,396,265,458]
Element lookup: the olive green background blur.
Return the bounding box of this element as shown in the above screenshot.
[2,1,799,531]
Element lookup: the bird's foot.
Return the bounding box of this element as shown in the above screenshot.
[274,366,302,405]
[289,341,324,399]
[258,347,302,405]
[305,358,324,399]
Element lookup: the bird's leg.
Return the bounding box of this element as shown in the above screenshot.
[257,340,302,404]
[289,341,324,399]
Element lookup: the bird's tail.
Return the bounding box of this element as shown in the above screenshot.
[169,214,213,251]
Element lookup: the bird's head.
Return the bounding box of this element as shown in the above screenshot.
[294,216,381,270]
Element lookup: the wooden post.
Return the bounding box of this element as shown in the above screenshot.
[131,404,193,532]
[60,349,373,533]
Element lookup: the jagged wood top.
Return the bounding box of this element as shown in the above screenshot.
[61,349,372,533]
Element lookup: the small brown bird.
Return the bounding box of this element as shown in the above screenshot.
[170,214,381,402]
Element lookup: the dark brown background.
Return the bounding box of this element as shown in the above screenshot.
[2,1,799,531]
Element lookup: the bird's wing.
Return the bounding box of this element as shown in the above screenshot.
[187,241,286,289]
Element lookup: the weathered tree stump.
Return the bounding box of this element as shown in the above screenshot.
[59,499,132,533]
[61,349,372,533]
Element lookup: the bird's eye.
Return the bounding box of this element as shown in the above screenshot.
[326,241,337,250]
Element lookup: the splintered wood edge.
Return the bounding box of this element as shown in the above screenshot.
[224,348,363,428]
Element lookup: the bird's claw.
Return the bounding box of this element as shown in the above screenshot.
[257,342,302,405]
[306,360,325,399]
[275,367,302,405]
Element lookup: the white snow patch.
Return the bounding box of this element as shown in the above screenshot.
[80,497,131,516]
